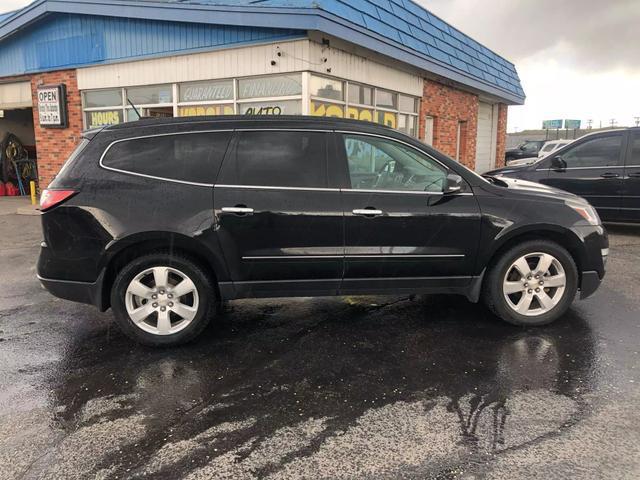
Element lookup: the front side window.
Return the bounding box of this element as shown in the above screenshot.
[102,132,232,184]
[562,135,622,168]
[221,131,327,188]
[343,134,447,192]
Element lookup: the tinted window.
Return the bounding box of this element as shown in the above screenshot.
[343,134,446,192]
[629,134,640,164]
[221,131,327,188]
[562,135,622,168]
[521,142,539,153]
[102,132,232,183]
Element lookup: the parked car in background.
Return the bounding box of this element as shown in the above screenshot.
[538,139,573,158]
[486,127,640,223]
[506,139,574,167]
[38,116,607,346]
[505,140,546,162]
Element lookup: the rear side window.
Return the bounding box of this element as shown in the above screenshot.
[219,131,327,188]
[102,132,232,184]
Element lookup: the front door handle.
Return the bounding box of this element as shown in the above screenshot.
[627,172,640,178]
[600,172,620,178]
[221,206,254,215]
[353,208,383,217]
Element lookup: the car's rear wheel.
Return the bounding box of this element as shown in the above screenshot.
[111,253,215,346]
[483,240,578,326]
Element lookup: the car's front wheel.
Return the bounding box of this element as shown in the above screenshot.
[483,240,578,326]
[111,253,216,346]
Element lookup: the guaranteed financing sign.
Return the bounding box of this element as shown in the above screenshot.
[37,84,68,128]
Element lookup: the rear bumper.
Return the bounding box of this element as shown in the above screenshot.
[37,271,106,310]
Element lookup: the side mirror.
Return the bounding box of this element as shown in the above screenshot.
[444,173,463,194]
[551,155,567,170]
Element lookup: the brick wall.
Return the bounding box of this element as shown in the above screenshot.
[495,103,508,167]
[30,69,83,188]
[419,79,479,169]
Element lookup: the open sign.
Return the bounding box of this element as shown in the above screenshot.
[37,84,68,128]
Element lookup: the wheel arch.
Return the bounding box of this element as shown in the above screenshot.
[468,225,586,303]
[486,225,586,275]
[98,231,228,311]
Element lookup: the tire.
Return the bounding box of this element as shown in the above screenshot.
[110,252,216,346]
[483,240,578,326]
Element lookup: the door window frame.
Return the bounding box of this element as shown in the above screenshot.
[537,133,625,171]
[333,131,464,195]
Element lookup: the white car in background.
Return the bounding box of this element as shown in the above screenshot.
[506,139,573,166]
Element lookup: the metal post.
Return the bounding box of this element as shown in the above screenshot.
[30,181,37,205]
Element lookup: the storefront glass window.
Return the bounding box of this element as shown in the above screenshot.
[178,104,234,117]
[309,101,344,118]
[126,107,173,122]
[238,74,302,99]
[398,113,417,137]
[347,83,373,106]
[399,94,418,113]
[376,89,397,109]
[83,89,122,108]
[310,75,344,102]
[239,100,301,116]
[376,110,397,129]
[126,85,173,105]
[84,110,124,129]
[179,79,234,103]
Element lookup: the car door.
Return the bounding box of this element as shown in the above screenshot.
[214,129,343,297]
[335,132,481,294]
[620,131,640,222]
[538,133,625,221]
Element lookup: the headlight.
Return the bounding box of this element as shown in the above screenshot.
[566,202,601,225]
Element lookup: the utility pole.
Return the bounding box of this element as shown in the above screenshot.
[587,119,593,130]
[634,116,640,127]
[610,118,617,128]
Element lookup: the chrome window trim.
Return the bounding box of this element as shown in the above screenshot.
[242,254,465,260]
[235,128,332,133]
[341,188,472,196]
[99,129,234,187]
[215,184,340,192]
[535,165,625,171]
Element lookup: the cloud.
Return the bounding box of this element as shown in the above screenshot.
[419,0,640,72]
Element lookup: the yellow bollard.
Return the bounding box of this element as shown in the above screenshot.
[30,181,37,205]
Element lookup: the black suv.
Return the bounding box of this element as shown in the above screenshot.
[487,128,640,223]
[38,116,608,346]
[505,140,546,162]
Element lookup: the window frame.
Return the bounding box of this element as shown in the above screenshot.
[98,130,234,187]
[216,129,331,190]
[554,133,624,170]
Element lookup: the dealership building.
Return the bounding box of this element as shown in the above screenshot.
[0,0,525,188]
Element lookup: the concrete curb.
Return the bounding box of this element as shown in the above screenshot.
[16,205,41,216]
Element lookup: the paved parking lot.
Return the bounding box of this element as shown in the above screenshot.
[1,203,640,479]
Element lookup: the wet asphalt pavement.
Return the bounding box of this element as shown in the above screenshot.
[1,206,640,479]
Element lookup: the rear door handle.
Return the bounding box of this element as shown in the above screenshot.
[627,172,640,178]
[221,206,254,215]
[353,208,383,217]
[600,172,620,178]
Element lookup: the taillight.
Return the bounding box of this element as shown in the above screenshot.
[40,189,77,211]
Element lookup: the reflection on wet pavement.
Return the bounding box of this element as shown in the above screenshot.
[1,216,640,479]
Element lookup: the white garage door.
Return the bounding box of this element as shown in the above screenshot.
[0,81,32,110]
[475,102,497,173]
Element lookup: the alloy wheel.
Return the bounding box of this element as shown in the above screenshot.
[125,266,199,335]
[502,252,566,317]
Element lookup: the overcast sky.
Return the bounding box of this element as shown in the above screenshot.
[3,0,640,131]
